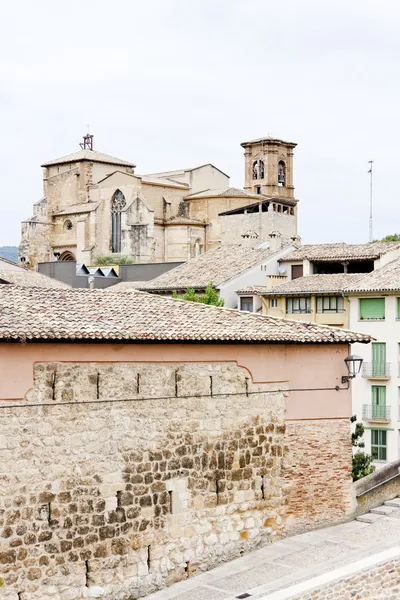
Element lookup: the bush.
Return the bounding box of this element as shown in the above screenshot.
[350,415,375,482]
[173,283,224,307]
[94,254,136,266]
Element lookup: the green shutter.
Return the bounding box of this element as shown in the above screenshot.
[398,298,400,318]
[372,343,386,376]
[372,386,386,418]
[360,298,385,320]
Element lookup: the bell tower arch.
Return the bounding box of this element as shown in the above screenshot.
[241,136,297,201]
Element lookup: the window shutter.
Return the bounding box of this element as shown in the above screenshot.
[360,298,385,319]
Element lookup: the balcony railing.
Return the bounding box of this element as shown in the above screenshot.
[362,362,391,379]
[362,404,391,422]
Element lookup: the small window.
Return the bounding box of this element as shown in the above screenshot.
[64,219,73,231]
[240,297,253,312]
[360,298,385,320]
[270,298,277,308]
[286,297,311,314]
[316,296,344,313]
[397,298,400,318]
[371,429,387,461]
[256,186,261,195]
[291,265,303,279]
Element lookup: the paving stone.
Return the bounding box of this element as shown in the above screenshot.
[385,498,400,508]
[273,541,349,568]
[173,586,233,600]
[371,505,398,515]
[356,512,384,523]
[211,563,290,593]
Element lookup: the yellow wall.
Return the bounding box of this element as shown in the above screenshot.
[261,295,350,328]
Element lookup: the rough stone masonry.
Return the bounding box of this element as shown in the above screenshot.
[0,361,352,599]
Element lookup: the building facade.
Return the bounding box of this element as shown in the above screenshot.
[20,134,299,269]
[0,285,370,599]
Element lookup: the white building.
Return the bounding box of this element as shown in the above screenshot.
[348,258,400,465]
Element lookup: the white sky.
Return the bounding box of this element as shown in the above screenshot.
[1,0,400,246]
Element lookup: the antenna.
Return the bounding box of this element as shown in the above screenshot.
[368,160,373,242]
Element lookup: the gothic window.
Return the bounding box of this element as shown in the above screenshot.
[111,190,126,253]
[252,161,259,180]
[278,161,286,186]
[259,159,265,179]
[64,219,73,230]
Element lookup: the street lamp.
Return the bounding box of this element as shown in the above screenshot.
[342,355,363,384]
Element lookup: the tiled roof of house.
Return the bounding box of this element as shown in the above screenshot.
[344,258,400,293]
[280,242,400,262]
[184,187,260,200]
[236,286,270,296]
[0,286,370,344]
[0,268,70,289]
[257,274,364,296]
[106,281,149,292]
[41,149,135,168]
[139,244,279,291]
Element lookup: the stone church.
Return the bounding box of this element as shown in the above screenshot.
[20,134,299,267]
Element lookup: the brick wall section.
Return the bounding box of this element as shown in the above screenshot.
[283,419,354,535]
[294,556,400,599]
[0,362,288,599]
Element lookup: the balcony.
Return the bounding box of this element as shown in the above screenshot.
[362,362,391,380]
[362,404,391,423]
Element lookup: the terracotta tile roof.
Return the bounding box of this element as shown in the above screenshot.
[41,149,135,168]
[106,281,149,292]
[257,274,364,296]
[236,286,270,296]
[0,268,70,289]
[139,244,278,291]
[0,286,370,344]
[280,242,400,262]
[184,187,260,200]
[344,258,400,293]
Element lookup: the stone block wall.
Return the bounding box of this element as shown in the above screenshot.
[0,361,288,599]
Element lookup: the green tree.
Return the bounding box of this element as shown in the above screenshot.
[350,415,375,482]
[173,282,224,307]
[373,233,400,242]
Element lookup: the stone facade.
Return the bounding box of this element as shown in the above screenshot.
[0,359,353,599]
[20,136,299,269]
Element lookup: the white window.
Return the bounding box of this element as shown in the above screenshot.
[270,298,278,308]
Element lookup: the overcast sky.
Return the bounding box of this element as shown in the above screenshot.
[1,0,399,247]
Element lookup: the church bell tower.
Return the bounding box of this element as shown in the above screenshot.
[241,136,297,200]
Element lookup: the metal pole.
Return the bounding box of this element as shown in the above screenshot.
[368,160,373,242]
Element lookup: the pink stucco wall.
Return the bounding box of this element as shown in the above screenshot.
[0,342,352,420]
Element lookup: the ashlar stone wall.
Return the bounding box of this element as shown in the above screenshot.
[0,361,287,599]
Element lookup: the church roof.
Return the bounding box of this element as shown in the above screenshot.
[0,285,370,344]
[52,202,100,216]
[41,149,136,168]
[144,163,230,179]
[184,187,260,200]
[139,244,282,291]
[241,136,297,148]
